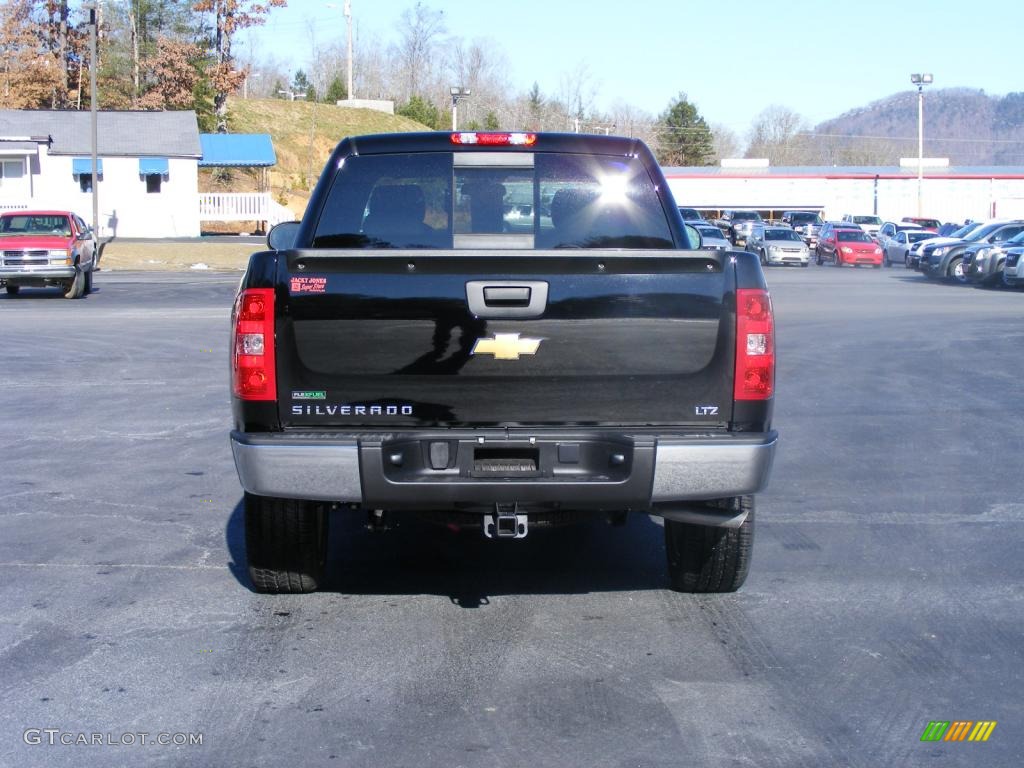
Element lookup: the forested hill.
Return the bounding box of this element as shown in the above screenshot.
[814,89,1024,165]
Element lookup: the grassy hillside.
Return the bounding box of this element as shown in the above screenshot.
[200,98,430,220]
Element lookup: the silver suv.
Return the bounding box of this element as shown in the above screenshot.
[782,211,823,249]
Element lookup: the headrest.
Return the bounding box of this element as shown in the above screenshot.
[368,184,426,223]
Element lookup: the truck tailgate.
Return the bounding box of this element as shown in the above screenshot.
[277,250,735,429]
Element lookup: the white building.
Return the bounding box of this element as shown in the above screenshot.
[0,110,202,237]
[663,163,1024,223]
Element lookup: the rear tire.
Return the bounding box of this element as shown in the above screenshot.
[245,493,329,593]
[664,496,754,593]
[5,284,19,296]
[83,269,93,295]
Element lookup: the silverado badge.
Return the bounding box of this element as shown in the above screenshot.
[471,333,542,360]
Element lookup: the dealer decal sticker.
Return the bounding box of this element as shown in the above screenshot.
[290,276,327,294]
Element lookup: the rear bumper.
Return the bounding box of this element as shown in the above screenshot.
[231,429,777,511]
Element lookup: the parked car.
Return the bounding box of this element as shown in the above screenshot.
[962,229,1024,286]
[0,210,97,299]
[816,222,883,267]
[694,223,731,251]
[906,222,985,270]
[1001,247,1024,288]
[716,210,763,246]
[677,207,706,222]
[878,220,929,240]
[816,222,864,264]
[901,217,941,232]
[841,214,883,239]
[879,228,932,267]
[781,211,823,249]
[920,220,1024,281]
[747,224,810,266]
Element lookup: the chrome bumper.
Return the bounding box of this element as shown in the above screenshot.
[231,430,777,522]
[0,265,76,280]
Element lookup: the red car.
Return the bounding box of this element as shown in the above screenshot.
[0,210,97,298]
[901,216,941,232]
[816,222,883,267]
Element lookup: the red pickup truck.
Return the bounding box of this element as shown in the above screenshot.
[0,210,97,298]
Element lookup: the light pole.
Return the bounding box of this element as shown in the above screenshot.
[911,73,933,217]
[450,87,470,131]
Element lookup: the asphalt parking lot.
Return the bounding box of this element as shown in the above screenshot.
[1,266,1022,767]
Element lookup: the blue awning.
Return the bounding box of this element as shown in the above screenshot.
[139,157,169,175]
[199,134,276,167]
[72,158,103,175]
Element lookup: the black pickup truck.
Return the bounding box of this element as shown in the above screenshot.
[230,131,777,594]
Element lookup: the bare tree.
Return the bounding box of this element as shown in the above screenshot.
[192,0,288,132]
[395,1,445,102]
[709,122,742,163]
[559,60,597,127]
[746,105,811,164]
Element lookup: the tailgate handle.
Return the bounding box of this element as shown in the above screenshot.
[466,280,548,318]
[483,286,531,306]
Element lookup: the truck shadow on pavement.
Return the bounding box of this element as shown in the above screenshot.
[226,499,670,603]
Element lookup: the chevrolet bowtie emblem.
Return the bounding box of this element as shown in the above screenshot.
[471,333,542,360]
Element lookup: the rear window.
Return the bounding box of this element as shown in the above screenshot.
[788,212,821,225]
[766,228,801,241]
[311,151,674,249]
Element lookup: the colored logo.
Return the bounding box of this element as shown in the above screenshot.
[471,333,542,361]
[921,721,996,742]
[291,390,326,400]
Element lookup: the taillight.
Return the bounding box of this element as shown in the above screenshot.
[231,288,276,401]
[450,132,537,146]
[734,288,774,401]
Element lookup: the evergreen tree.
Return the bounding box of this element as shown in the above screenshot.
[325,75,347,103]
[655,92,715,166]
[397,94,442,129]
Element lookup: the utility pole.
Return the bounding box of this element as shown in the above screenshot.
[344,0,353,99]
[84,2,99,239]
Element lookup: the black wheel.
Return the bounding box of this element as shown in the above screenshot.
[759,250,767,266]
[83,269,93,295]
[244,493,329,593]
[815,253,823,265]
[884,254,892,267]
[904,253,911,268]
[4,284,19,296]
[664,496,754,593]
[801,261,809,268]
[63,268,85,299]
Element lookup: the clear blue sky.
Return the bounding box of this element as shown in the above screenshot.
[243,0,1021,135]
